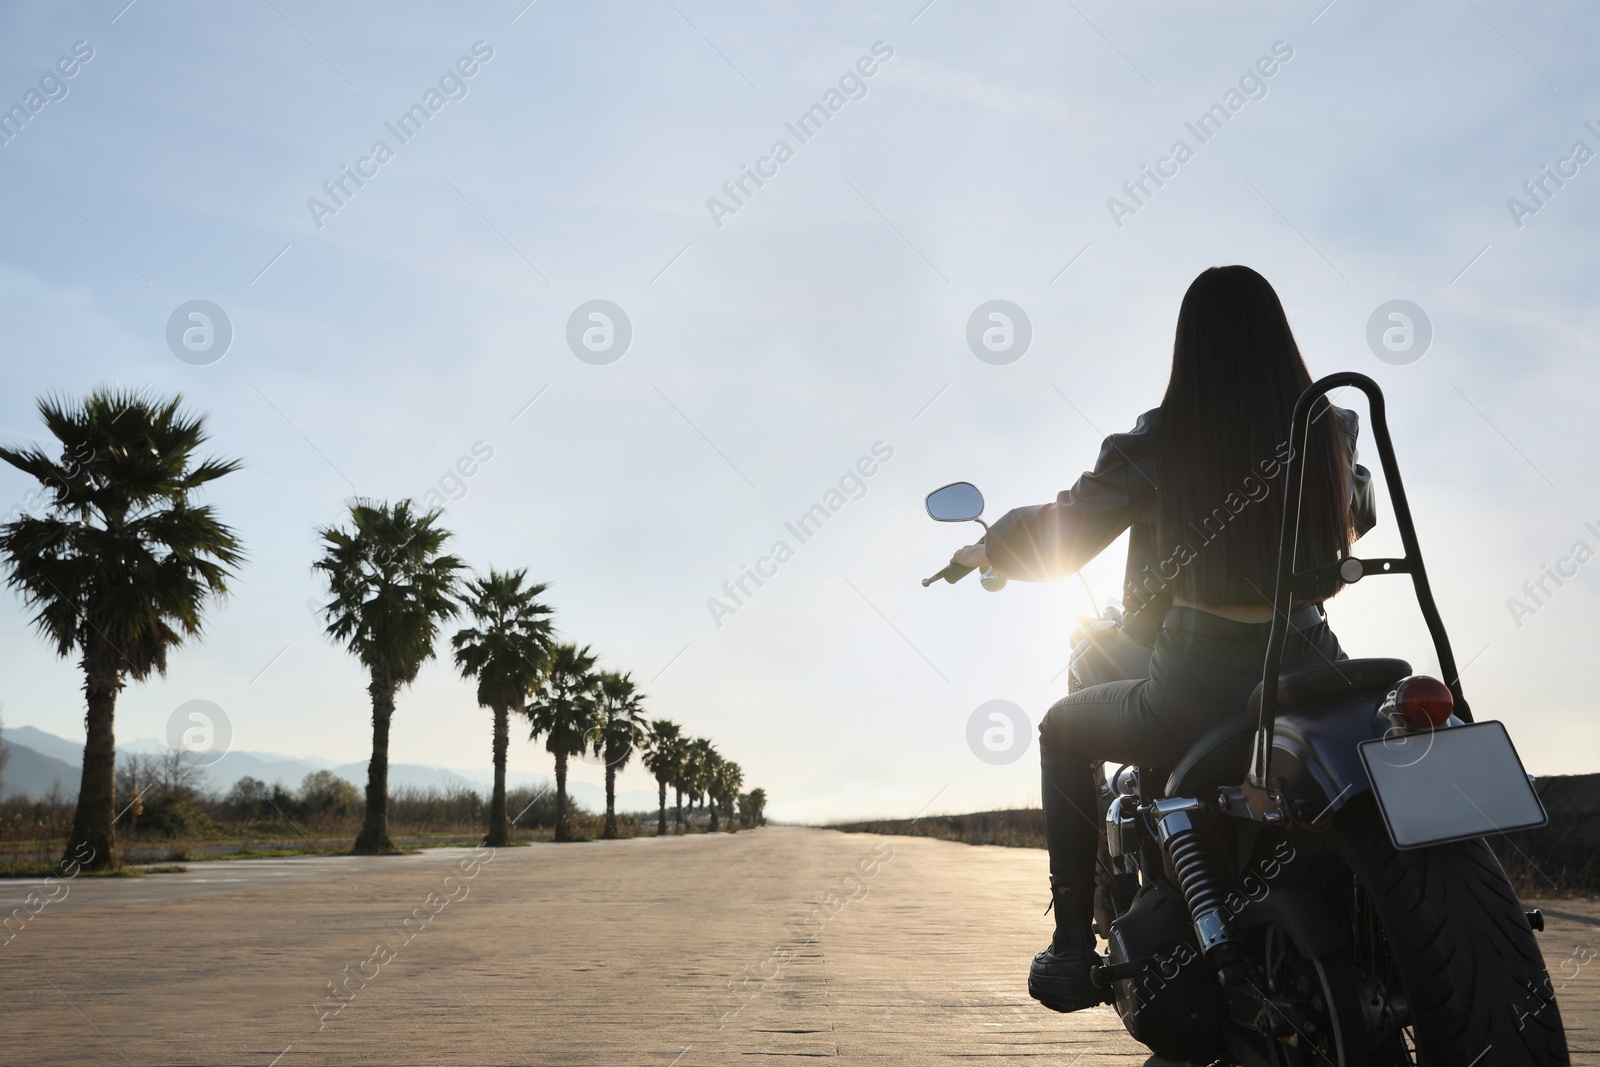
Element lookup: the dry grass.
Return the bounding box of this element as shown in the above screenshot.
[827,806,1597,898]
[827,809,1045,849]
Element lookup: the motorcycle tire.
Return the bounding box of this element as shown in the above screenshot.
[1328,796,1569,1065]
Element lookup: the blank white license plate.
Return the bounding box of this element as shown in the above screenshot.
[1358,721,1546,850]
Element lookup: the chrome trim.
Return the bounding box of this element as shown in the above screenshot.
[1105,794,1140,857]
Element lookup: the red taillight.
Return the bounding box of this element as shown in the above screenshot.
[1391,675,1454,730]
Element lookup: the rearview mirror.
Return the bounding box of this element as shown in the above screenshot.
[925,482,984,522]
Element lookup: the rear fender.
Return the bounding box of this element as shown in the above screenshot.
[1266,694,1389,823]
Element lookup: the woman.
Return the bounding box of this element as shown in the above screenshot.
[949,265,1376,1012]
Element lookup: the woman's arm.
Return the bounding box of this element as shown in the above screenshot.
[979,411,1159,582]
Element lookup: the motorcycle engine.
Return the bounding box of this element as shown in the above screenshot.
[1105,881,1224,1062]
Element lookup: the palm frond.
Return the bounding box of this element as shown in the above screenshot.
[452,567,556,710]
[0,389,245,674]
[313,497,463,687]
[524,642,605,758]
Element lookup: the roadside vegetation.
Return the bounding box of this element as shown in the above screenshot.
[829,809,1045,851]
[0,388,766,873]
[829,799,1600,898]
[0,755,766,874]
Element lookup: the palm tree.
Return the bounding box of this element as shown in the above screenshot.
[641,719,682,836]
[0,389,242,869]
[713,759,743,829]
[452,569,554,847]
[314,499,462,854]
[669,732,694,831]
[741,787,767,827]
[525,642,602,842]
[705,751,726,831]
[592,671,646,839]
[672,738,698,831]
[730,764,745,824]
[683,737,716,830]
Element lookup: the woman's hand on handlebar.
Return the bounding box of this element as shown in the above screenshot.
[950,543,989,571]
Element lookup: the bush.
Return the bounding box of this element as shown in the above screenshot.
[3,767,595,852]
[300,771,360,818]
[389,784,483,832]
[223,776,274,822]
[0,787,76,857]
[506,784,561,829]
[136,794,221,838]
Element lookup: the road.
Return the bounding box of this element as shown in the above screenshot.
[1,827,1595,1066]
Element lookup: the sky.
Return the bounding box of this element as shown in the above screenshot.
[0,0,1596,824]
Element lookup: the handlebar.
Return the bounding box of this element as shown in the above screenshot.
[921,561,1007,590]
[921,561,974,587]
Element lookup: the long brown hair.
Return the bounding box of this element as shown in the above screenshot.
[1154,266,1351,606]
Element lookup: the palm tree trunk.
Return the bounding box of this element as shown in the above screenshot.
[65,657,120,871]
[353,675,397,854]
[674,786,683,831]
[602,758,618,839]
[485,700,510,847]
[709,799,719,832]
[553,749,569,843]
[657,776,667,836]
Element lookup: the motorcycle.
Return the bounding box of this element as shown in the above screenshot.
[923,373,1569,1066]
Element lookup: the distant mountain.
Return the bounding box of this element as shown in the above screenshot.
[0,726,663,813]
[0,739,80,801]
[6,725,85,766]
[117,735,336,770]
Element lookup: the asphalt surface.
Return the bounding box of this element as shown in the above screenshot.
[1,827,1595,1065]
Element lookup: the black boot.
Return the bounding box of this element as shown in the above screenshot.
[1029,882,1105,1012]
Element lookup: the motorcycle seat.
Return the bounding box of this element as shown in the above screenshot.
[1163,658,1413,796]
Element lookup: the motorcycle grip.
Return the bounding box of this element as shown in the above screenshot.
[922,561,975,587]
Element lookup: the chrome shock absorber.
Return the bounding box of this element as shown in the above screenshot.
[1152,797,1241,979]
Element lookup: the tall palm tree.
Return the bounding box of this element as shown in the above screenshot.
[742,787,767,827]
[641,719,682,836]
[672,736,700,831]
[314,499,462,854]
[682,737,716,829]
[729,763,745,824]
[713,759,743,829]
[525,642,602,842]
[0,389,242,870]
[703,750,726,831]
[452,569,554,847]
[592,671,646,839]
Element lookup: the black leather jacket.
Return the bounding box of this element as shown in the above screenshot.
[984,406,1377,636]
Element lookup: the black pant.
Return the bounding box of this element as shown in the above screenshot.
[1039,604,1345,891]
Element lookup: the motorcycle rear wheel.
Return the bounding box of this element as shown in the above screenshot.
[1317,797,1570,1066]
